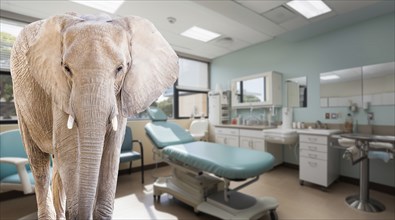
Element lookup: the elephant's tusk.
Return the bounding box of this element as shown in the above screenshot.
[67,115,74,129]
[111,116,118,131]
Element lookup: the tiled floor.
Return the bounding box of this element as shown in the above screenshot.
[1,166,394,219]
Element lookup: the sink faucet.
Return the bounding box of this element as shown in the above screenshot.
[316,120,324,129]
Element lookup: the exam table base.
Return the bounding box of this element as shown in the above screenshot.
[154,169,223,211]
[153,169,278,220]
[199,191,278,220]
[346,195,385,212]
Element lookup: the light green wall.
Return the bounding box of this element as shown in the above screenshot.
[211,13,395,187]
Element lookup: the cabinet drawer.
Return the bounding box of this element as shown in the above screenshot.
[239,129,263,138]
[300,149,327,160]
[299,143,327,153]
[240,137,265,151]
[215,127,239,136]
[215,134,239,147]
[299,158,327,186]
[300,134,327,144]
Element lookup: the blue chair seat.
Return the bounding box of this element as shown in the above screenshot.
[1,171,34,184]
[120,126,144,184]
[1,130,36,194]
[120,151,141,163]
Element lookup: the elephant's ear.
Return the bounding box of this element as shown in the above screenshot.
[27,15,82,114]
[115,16,179,117]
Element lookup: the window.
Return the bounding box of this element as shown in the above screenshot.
[130,57,209,120]
[0,73,15,120]
[177,91,208,118]
[1,19,25,70]
[128,87,174,119]
[175,58,209,118]
[1,18,26,123]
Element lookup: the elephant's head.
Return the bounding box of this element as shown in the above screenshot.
[25,13,178,217]
[28,14,178,128]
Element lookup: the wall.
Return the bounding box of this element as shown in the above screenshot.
[210,13,395,186]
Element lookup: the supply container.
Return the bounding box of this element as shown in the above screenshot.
[344,113,353,133]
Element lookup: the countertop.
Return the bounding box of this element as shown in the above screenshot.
[215,124,343,135]
[297,128,342,136]
[214,124,276,130]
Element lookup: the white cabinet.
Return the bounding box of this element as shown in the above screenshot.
[299,134,339,188]
[239,129,266,151]
[215,127,239,147]
[239,137,265,151]
[214,127,283,167]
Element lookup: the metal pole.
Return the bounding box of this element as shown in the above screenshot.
[359,148,368,203]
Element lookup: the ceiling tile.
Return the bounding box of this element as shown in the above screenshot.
[236,0,288,14]
[263,6,297,24]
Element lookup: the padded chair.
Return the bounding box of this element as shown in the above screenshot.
[189,119,209,141]
[120,126,144,184]
[0,129,34,194]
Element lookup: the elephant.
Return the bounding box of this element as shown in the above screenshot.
[10,13,178,219]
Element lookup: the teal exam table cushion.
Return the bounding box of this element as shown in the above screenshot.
[1,172,35,184]
[162,141,275,180]
[145,121,195,149]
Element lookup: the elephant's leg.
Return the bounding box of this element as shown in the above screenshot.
[52,110,79,219]
[52,160,66,219]
[93,117,127,219]
[18,119,55,219]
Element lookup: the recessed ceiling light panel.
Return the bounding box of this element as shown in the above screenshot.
[320,74,340,80]
[71,0,124,14]
[181,26,221,42]
[286,0,332,19]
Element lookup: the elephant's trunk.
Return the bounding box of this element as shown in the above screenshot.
[71,77,116,219]
[78,120,106,219]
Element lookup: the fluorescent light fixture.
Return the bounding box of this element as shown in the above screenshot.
[71,0,124,14]
[181,26,220,42]
[287,0,331,19]
[320,75,339,80]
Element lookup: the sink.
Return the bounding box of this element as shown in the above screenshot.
[262,128,298,145]
[297,128,342,136]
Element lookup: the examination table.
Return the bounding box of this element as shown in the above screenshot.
[145,108,279,220]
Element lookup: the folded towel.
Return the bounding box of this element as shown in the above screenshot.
[368,151,392,163]
[343,146,359,160]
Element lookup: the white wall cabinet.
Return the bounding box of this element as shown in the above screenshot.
[299,134,339,188]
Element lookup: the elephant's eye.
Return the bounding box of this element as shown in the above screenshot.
[64,65,73,77]
[116,65,123,75]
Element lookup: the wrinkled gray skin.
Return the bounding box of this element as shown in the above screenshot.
[10,13,178,219]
